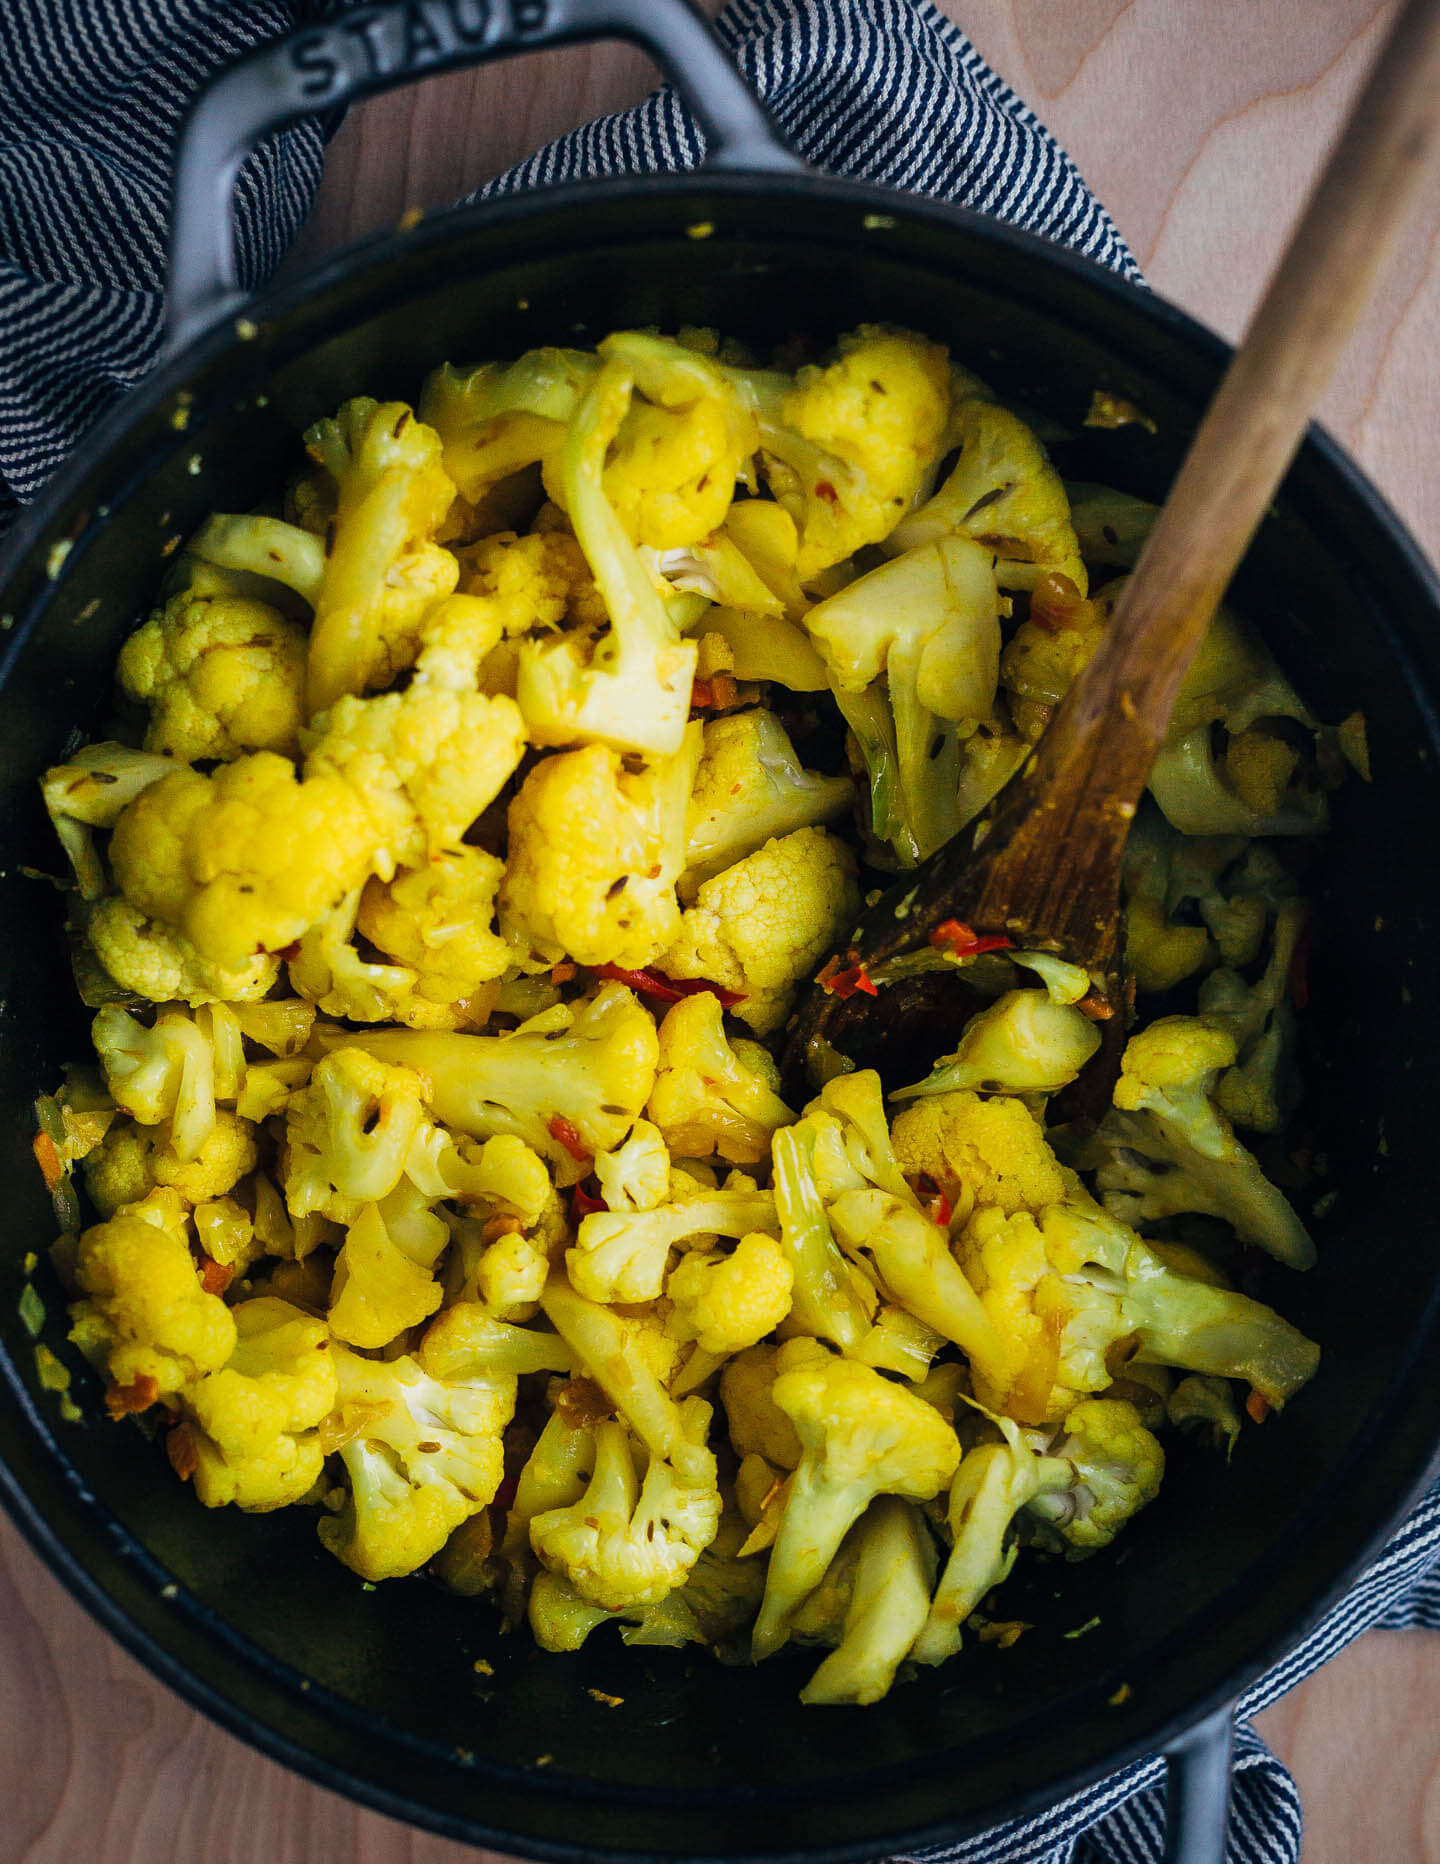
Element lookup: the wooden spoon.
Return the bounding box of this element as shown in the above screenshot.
[782,0,1440,1096]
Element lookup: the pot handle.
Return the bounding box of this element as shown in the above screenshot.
[167,0,806,352]
[1161,1703,1235,1864]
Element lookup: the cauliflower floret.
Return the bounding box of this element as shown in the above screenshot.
[803,538,1001,865]
[286,887,474,1030]
[681,708,855,897]
[82,1110,257,1218]
[117,591,309,762]
[567,1168,777,1306]
[752,1355,961,1658]
[303,683,526,868]
[595,331,759,549]
[890,1090,1066,1214]
[887,399,1087,594]
[498,729,700,969]
[891,990,1102,1102]
[646,990,795,1165]
[343,983,659,1169]
[717,1337,833,1470]
[302,396,458,714]
[514,360,699,758]
[667,1233,794,1355]
[529,1409,722,1611]
[327,1200,445,1349]
[316,1344,515,1581]
[741,326,952,577]
[999,576,1109,741]
[284,1047,429,1222]
[68,1195,237,1402]
[1024,1398,1165,1553]
[1101,1015,1315,1270]
[355,848,511,1003]
[473,1229,551,1323]
[108,754,382,970]
[592,1119,671,1213]
[955,1185,1319,1426]
[660,827,862,1037]
[176,1297,338,1511]
[91,1005,216,1160]
[457,528,605,632]
[85,896,280,1007]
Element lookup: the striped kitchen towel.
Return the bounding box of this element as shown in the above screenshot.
[0,3,1436,1862]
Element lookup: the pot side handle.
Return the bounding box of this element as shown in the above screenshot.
[1162,1702,1235,1864]
[167,0,806,354]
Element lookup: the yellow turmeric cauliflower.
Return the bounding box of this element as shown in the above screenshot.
[117,591,309,762]
[458,527,605,632]
[759,326,952,577]
[499,731,699,970]
[108,754,382,969]
[303,685,526,868]
[889,399,1087,594]
[356,849,511,1003]
[660,826,862,1036]
[667,1234,795,1356]
[68,1193,237,1400]
[82,1110,258,1219]
[86,895,279,1006]
[596,331,759,550]
[178,1297,338,1511]
[327,1200,445,1349]
[890,1090,1067,1216]
[302,396,458,714]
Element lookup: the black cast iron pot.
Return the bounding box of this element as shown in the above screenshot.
[0,5,1437,1860]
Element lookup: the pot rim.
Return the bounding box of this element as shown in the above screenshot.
[2,165,1438,1860]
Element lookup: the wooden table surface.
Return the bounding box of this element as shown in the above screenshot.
[6,2,1438,1859]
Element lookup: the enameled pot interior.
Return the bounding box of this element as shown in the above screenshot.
[1,183,1437,1859]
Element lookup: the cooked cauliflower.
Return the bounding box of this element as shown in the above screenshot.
[303,683,526,868]
[316,1343,515,1581]
[355,848,511,1004]
[661,827,862,1036]
[86,896,280,1007]
[667,1233,794,1356]
[498,729,699,969]
[890,1090,1066,1216]
[68,1194,237,1402]
[82,1111,258,1219]
[177,1297,338,1511]
[108,753,382,969]
[117,590,309,762]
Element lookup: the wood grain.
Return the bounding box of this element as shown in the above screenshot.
[8,4,1439,1861]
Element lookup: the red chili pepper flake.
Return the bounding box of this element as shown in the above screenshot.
[816,952,878,999]
[31,1131,62,1194]
[690,679,714,710]
[570,1179,608,1223]
[926,1190,953,1229]
[274,940,303,963]
[548,1115,592,1163]
[199,1256,233,1296]
[166,1421,199,1482]
[929,919,1014,958]
[815,480,839,504]
[591,963,746,1008]
[1246,1390,1271,1424]
[106,1374,160,1420]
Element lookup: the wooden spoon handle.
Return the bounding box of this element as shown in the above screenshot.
[1035,0,1440,808]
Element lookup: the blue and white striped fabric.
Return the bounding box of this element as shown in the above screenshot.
[1,2,1437,1860]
